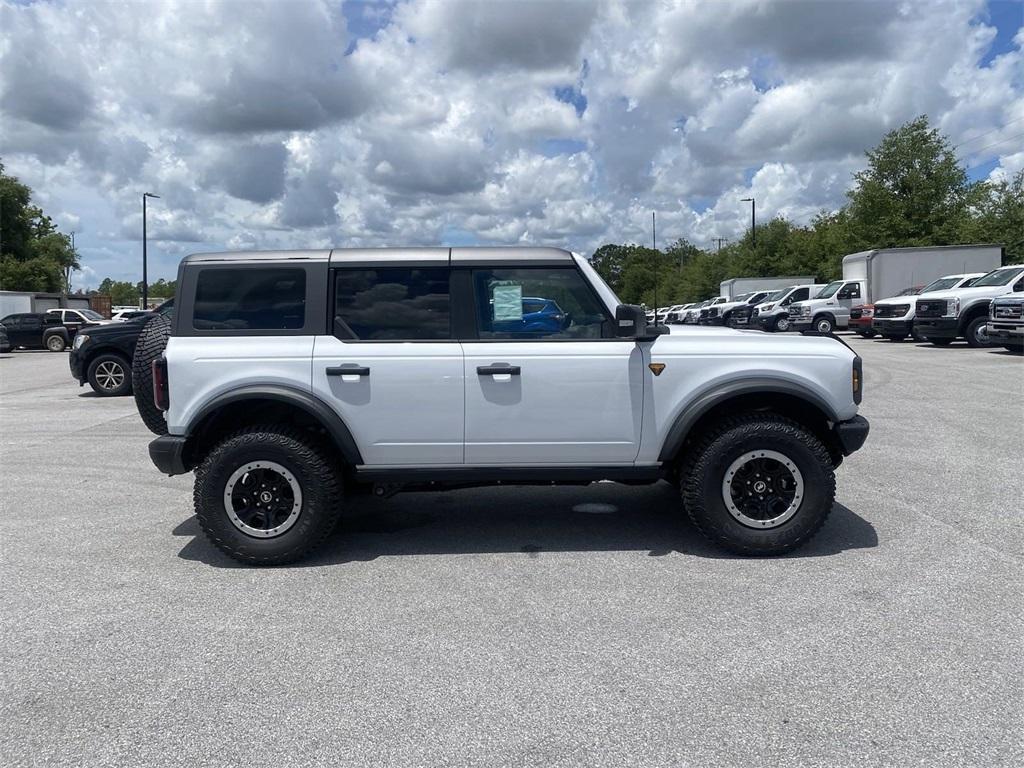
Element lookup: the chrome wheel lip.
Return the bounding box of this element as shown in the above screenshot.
[95,360,125,390]
[223,460,302,539]
[721,449,805,529]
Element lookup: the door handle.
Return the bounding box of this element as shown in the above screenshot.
[326,365,370,377]
[477,363,520,376]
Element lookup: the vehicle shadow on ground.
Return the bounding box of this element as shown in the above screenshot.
[174,481,877,568]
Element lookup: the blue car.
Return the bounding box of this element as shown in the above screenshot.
[492,297,570,334]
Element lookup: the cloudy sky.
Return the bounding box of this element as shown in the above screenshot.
[1,0,1022,287]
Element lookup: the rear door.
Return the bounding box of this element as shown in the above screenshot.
[20,315,44,347]
[459,262,643,465]
[311,256,464,466]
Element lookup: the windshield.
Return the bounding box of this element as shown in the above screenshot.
[79,309,104,320]
[971,267,1024,287]
[764,289,787,301]
[817,280,843,298]
[733,293,753,302]
[921,277,962,293]
[896,286,921,296]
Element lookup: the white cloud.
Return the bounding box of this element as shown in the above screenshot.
[0,0,1021,287]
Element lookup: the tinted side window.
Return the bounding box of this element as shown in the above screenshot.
[333,268,450,341]
[193,269,305,330]
[791,288,808,302]
[472,267,609,340]
[22,316,42,330]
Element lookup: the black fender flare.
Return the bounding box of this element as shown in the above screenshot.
[657,378,841,462]
[43,327,70,342]
[187,384,364,465]
[956,301,990,332]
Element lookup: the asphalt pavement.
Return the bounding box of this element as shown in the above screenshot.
[1,337,1021,767]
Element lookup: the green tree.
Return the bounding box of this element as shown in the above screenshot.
[960,170,1024,262]
[0,160,79,292]
[97,277,141,306]
[847,116,975,247]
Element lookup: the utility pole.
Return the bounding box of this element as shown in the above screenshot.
[142,192,160,309]
[652,211,658,320]
[66,231,76,293]
[740,197,756,247]
[713,237,728,252]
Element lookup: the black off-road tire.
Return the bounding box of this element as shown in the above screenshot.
[87,353,132,396]
[964,316,991,348]
[194,426,342,566]
[884,334,906,342]
[910,323,925,342]
[680,412,835,556]
[929,337,953,346]
[132,314,171,435]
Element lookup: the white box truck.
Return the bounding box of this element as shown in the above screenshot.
[788,244,1003,334]
[719,276,816,300]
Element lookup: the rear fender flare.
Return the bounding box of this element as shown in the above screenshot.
[187,384,363,465]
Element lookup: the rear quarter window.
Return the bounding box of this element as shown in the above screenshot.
[193,268,306,330]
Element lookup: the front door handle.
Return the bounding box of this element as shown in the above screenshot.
[477,363,520,376]
[326,365,370,377]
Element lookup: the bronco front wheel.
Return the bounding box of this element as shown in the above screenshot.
[193,426,342,565]
[680,412,835,555]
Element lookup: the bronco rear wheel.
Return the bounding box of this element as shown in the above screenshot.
[194,426,342,566]
[680,412,835,555]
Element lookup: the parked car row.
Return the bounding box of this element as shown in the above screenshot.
[642,263,1023,352]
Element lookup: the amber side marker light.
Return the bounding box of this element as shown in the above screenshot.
[649,363,666,376]
[852,357,863,404]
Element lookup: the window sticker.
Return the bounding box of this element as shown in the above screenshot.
[492,283,523,321]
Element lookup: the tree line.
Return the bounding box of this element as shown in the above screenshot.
[591,117,1024,307]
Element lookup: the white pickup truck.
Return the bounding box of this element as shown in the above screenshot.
[915,265,1024,346]
[870,273,985,341]
[143,247,869,565]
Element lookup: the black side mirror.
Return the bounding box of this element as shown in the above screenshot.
[615,304,666,340]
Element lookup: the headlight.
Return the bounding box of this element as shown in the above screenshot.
[943,298,960,317]
[761,303,775,312]
[862,307,874,316]
[73,333,89,350]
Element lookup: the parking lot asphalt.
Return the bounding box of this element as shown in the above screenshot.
[1,338,1022,767]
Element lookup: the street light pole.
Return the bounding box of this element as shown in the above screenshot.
[142,192,160,309]
[740,197,756,247]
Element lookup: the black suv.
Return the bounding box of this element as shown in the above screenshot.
[70,300,174,396]
[0,313,70,352]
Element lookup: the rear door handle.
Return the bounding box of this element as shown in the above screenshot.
[326,365,370,377]
[477,363,520,376]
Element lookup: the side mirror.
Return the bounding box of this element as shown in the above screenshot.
[615,304,666,340]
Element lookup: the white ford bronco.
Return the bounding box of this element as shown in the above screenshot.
[147,247,868,565]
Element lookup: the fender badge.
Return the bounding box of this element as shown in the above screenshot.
[649,363,666,376]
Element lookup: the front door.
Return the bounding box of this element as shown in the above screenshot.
[460,265,644,465]
[312,265,464,466]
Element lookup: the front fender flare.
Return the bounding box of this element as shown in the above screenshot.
[657,377,841,462]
